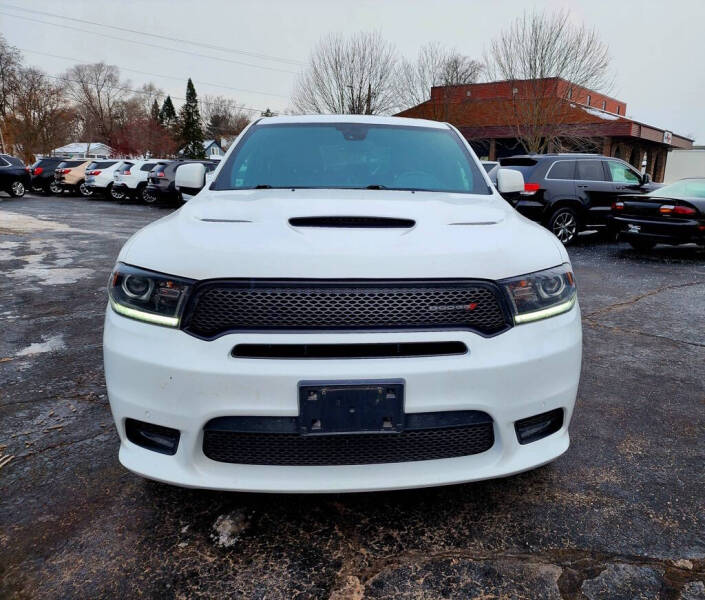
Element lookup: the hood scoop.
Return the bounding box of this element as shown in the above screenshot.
[289,216,415,228]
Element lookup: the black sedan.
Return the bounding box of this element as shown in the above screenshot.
[0,154,31,197]
[610,178,705,250]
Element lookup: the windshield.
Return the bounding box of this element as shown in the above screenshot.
[648,179,705,199]
[212,122,490,194]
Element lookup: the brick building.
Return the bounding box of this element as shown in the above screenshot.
[397,77,693,182]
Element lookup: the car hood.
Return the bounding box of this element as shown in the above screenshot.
[119,189,567,281]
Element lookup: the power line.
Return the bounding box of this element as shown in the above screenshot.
[19,48,290,99]
[0,2,304,67]
[0,11,299,75]
[40,71,269,114]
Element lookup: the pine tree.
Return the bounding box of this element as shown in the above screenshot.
[150,99,161,122]
[179,79,206,159]
[159,95,177,127]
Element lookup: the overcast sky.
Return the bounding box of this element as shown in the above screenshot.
[2,0,703,142]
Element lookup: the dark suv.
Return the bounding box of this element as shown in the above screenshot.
[29,156,64,194]
[145,160,217,204]
[498,153,659,244]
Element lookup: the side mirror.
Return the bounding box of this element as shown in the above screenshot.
[641,173,651,185]
[496,168,525,194]
[175,163,206,196]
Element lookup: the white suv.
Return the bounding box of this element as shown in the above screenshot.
[113,159,171,203]
[85,160,129,200]
[104,115,582,493]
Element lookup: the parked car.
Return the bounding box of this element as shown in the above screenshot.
[54,160,92,197]
[497,153,660,244]
[112,159,171,203]
[611,177,705,250]
[145,159,217,204]
[104,115,582,493]
[84,160,127,200]
[0,154,31,197]
[29,156,64,194]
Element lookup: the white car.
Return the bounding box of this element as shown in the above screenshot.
[113,159,172,203]
[85,160,130,200]
[103,115,582,493]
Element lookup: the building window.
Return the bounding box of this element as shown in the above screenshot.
[568,87,572,99]
[616,106,620,115]
[602,100,607,110]
[586,95,591,106]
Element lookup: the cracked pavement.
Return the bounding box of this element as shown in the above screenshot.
[1,194,704,599]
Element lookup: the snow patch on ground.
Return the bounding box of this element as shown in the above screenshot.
[0,212,73,234]
[7,265,92,285]
[210,510,251,548]
[2,238,92,286]
[16,335,65,357]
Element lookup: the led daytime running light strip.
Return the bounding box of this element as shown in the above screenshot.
[514,294,576,324]
[110,299,179,327]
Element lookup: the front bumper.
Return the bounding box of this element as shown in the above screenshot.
[104,304,582,492]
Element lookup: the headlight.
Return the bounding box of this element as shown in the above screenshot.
[108,263,193,327]
[500,264,577,324]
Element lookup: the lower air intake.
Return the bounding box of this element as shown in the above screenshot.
[203,422,494,466]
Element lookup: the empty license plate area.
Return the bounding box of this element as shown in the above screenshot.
[298,379,404,435]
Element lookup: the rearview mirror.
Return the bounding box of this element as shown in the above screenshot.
[496,168,525,194]
[175,163,207,195]
[642,173,651,185]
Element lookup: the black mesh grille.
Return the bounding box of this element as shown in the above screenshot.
[203,423,494,466]
[183,280,509,338]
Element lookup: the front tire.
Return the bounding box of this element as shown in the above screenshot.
[9,181,25,197]
[78,181,92,198]
[49,180,63,195]
[548,206,580,245]
[628,239,656,252]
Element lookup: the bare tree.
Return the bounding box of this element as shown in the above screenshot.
[6,68,75,162]
[292,32,398,115]
[62,62,128,146]
[201,94,251,143]
[0,35,22,152]
[485,9,612,153]
[396,42,483,112]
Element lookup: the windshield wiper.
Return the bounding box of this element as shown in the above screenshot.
[365,184,387,190]
[254,184,273,189]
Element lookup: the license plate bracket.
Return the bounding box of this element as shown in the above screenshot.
[298,379,404,435]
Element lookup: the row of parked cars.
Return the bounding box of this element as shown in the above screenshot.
[0,154,218,204]
[2,149,703,250]
[484,153,705,250]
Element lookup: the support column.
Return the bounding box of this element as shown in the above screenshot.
[488,138,497,161]
[602,136,612,157]
[653,148,668,182]
[645,148,656,178]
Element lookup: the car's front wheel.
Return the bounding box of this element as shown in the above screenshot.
[78,181,92,198]
[628,239,656,252]
[9,180,25,197]
[548,206,580,245]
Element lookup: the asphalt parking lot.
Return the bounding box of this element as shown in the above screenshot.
[1,193,704,599]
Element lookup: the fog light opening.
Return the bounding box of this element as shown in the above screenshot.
[125,418,180,455]
[515,408,564,445]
